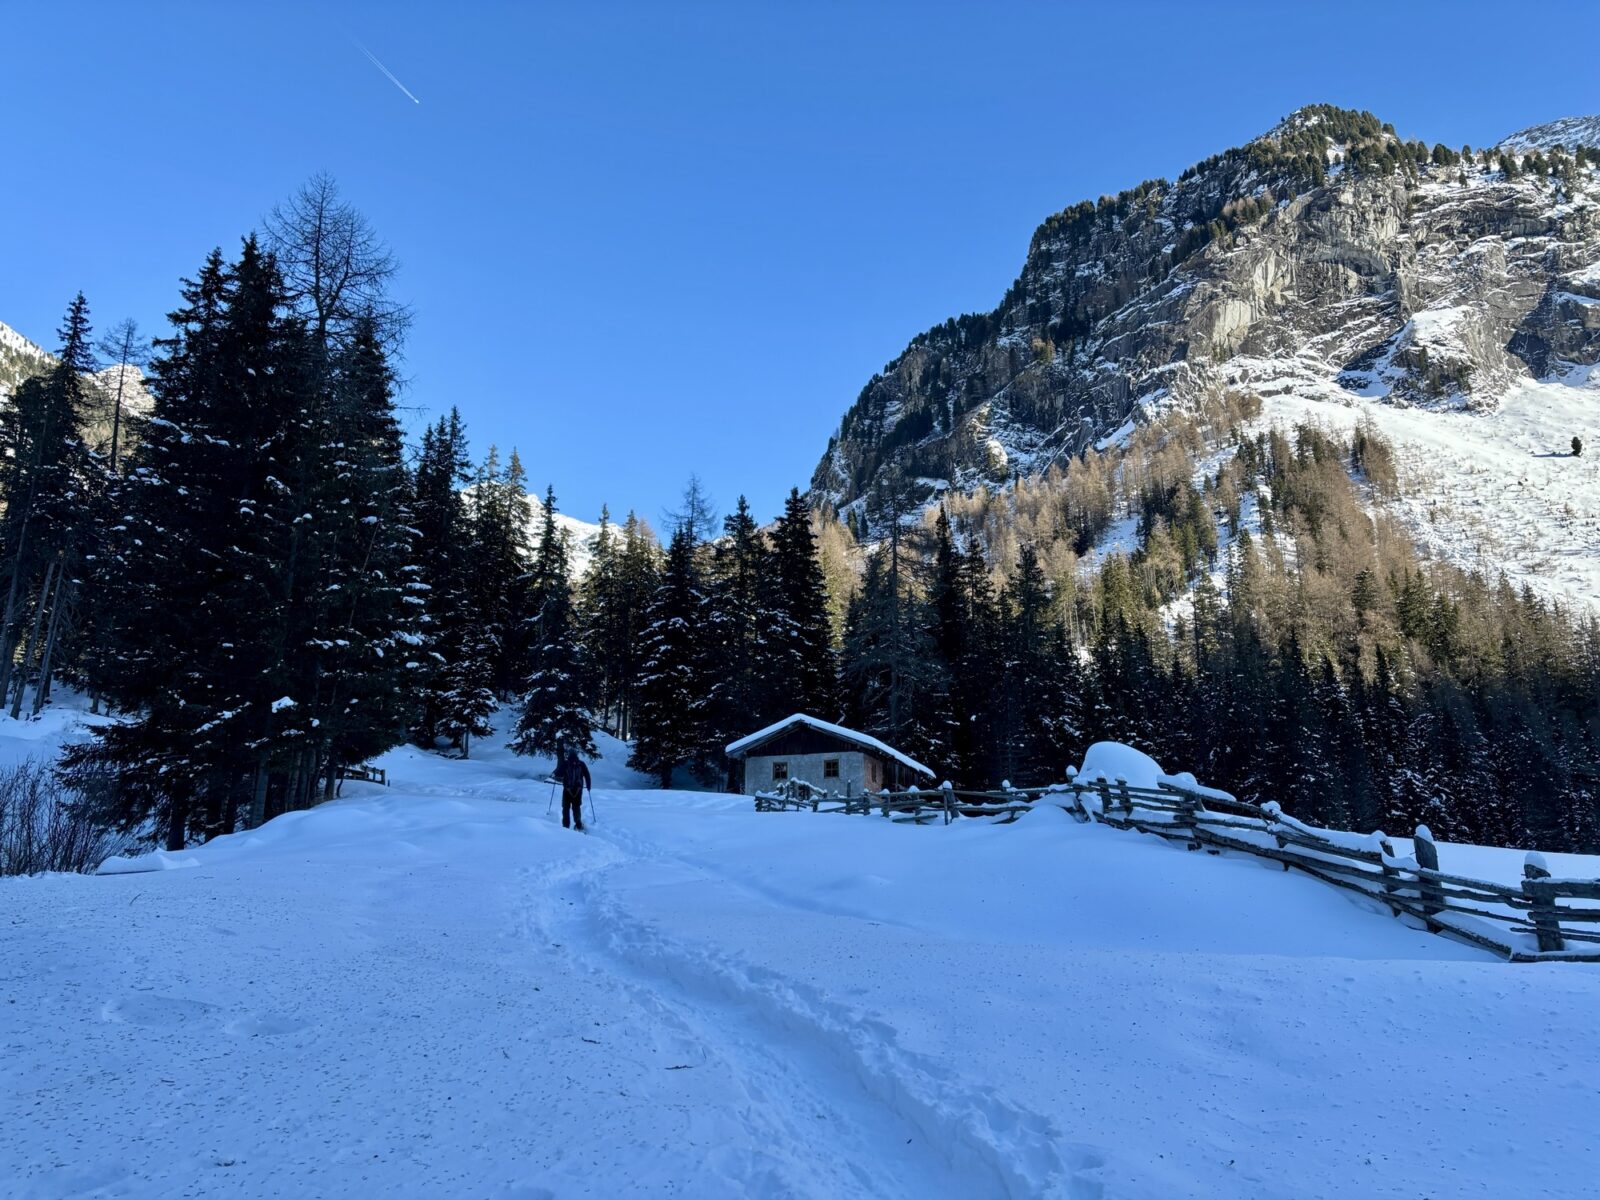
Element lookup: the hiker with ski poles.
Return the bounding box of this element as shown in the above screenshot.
[555,747,592,831]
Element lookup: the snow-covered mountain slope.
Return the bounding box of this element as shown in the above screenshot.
[0,318,52,399]
[6,708,1599,1199]
[528,499,605,578]
[1499,115,1600,153]
[814,105,1600,610]
[1229,357,1600,611]
[0,316,154,445]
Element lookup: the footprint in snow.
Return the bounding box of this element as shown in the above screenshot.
[226,1011,311,1037]
[101,993,219,1029]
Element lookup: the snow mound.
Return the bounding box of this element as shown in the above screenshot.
[1075,740,1165,787]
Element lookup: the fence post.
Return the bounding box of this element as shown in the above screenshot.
[881,787,891,820]
[942,781,955,825]
[1523,853,1565,954]
[1063,767,1087,821]
[1115,777,1133,820]
[1172,787,1201,850]
[1413,825,1444,928]
[1377,836,1400,916]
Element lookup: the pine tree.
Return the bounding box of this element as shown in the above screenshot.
[69,240,311,846]
[464,446,533,695]
[702,496,770,758]
[761,488,839,722]
[629,524,707,787]
[436,628,497,757]
[511,487,596,760]
[412,409,475,746]
[299,316,426,794]
[0,294,100,715]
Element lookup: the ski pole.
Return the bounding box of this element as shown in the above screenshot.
[546,778,555,816]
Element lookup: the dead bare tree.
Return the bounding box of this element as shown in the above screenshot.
[96,318,149,474]
[262,172,411,353]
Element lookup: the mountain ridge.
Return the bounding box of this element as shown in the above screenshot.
[812,105,1600,528]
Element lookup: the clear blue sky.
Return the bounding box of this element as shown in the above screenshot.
[3,1,1595,526]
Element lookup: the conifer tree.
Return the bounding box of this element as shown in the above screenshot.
[0,294,100,713]
[435,628,498,757]
[629,524,707,787]
[702,496,770,756]
[412,409,475,745]
[511,487,596,760]
[762,488,839,722]
[69,240,310,846]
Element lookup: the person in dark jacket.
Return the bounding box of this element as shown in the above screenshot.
[558,748,592,830]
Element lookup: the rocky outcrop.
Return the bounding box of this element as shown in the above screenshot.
[0,319,154,453]
[813,107,1600,523]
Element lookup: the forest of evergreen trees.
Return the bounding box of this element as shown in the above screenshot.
[3,181,1597,857]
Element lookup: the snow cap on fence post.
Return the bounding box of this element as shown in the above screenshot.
[942,779,955,825]
[1412,824,1442,920]
[1521,852,1564,953]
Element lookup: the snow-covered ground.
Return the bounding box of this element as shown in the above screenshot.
[5,711,1600,1198]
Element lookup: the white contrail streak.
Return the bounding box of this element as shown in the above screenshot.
[356,41,421,104]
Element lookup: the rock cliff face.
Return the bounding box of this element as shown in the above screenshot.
[0,319,154,451]
[812,107,1600,522]
[0,320,52,400]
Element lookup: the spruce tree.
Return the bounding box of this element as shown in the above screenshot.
[0,294,100,714]
[511,487,596,760]
[629,524,707,787]
[702,496,770,757]
[761,488,839,722]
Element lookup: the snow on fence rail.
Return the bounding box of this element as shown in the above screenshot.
[754,773,1600,963]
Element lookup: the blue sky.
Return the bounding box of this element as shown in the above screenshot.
[3,1,1596,526]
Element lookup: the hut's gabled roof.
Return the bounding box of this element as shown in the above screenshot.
[725,714,934,779]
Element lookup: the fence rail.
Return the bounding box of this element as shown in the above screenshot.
[753,772,1600,963]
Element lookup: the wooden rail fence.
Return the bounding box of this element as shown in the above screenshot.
[754,772,1600,963]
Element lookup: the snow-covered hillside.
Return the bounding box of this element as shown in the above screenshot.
[1499,115,1600,153]
[0,318,52,399]
[528,498,605,578]
[5,709,1598,1199]
[1225,361,1600,611]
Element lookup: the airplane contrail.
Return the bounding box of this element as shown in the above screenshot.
[356,40,421,105]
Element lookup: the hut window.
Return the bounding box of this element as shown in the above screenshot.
[823,759,840,779]
[772,761,788,781]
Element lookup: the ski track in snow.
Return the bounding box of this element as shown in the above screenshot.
[543,826,1090,1199]
[5,707,1600,1198]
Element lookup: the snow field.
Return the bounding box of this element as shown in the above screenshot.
[4,710,1600,1198]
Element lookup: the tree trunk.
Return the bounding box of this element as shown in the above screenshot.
[32,561,70,717]
[0,518,34,702]
[10,557,55,720]
[165,794,189,851]
[247,751,271,829]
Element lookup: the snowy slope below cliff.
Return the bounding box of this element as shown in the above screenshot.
[1498,115,1600,153]
[1224,350,1600,611]
[5,708,1599,1199]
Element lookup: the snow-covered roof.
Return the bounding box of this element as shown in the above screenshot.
[725,714,934,778]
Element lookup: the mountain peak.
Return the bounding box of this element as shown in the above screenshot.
[1255,104,1392,148]
[1497,115,1600,153]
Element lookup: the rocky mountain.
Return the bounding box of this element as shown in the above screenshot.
[0,320,53,400]
[0,317,154,453]
[813,106,1600,530]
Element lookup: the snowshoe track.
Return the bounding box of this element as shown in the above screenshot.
[521,828,1101,1199]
